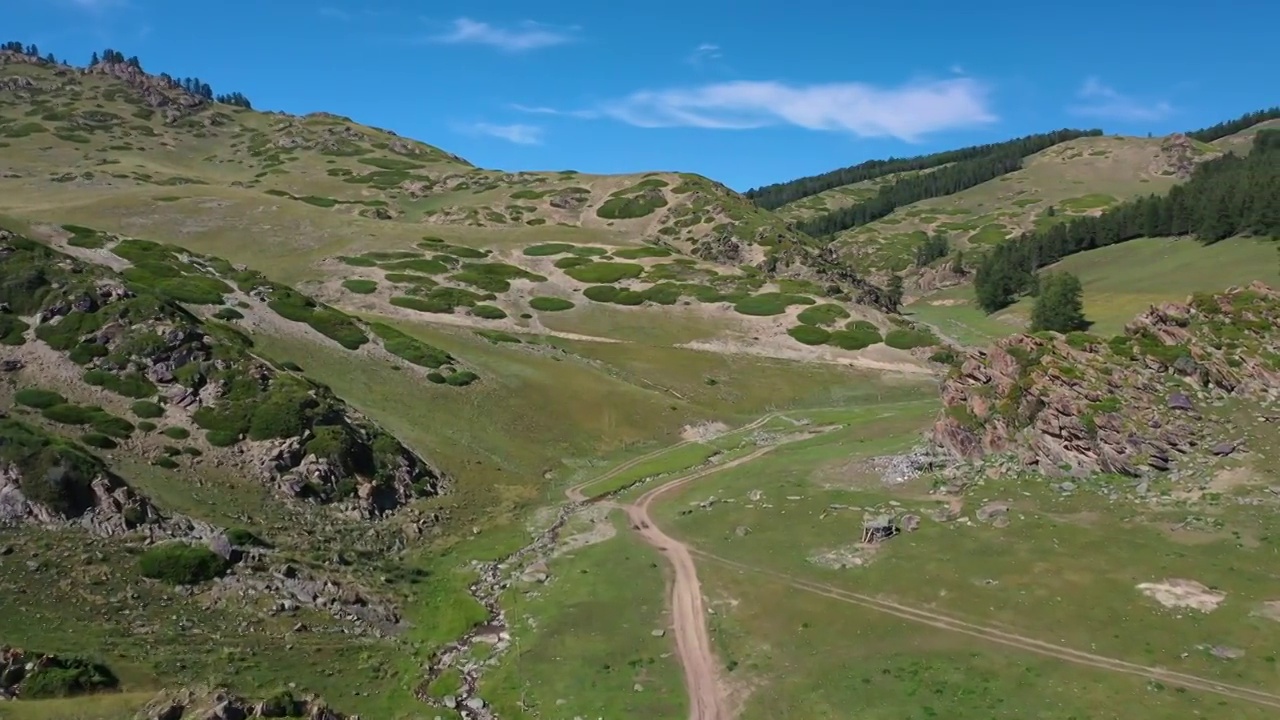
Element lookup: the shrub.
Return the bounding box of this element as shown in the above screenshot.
[788,325,832,346]
[476,330,522,344]
[445,370,479,387]
[136,421,157,432]
[153,456,180,469]
[450,262,546,293]
[522,243,577,256]
[69,342,109,364]
[437,244,488,259]
[80,433,118,450]
[19,658,118,699]
[470,304,507,320]
[339,255,378,267]
[828,321,883,350]
[15,388,66,409]
[554,256,592,269]
[367,323,454,368]
[380,258,449,275]
[529,297,574,312]
[613,246,672,260]
[733,293,815,317]
[226,527,269,547]
[797,303,850,327]
[83,369,156,399]
[563,262,645,284]
[206,430,240,447]
[213,307,245,320]
[131,401,164,419]
[583,285,621,302]
[138,543,227,585]
[91,415,135,439]
[342,279,378,294]
[595,192,668,219]
[426,372,446,384]
[41,404,97,425]
[884,327,938,350]
[162,426,191,440]
[0,314,29,345]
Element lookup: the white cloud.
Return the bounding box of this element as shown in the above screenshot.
[591,78,996,141]
[431,18,575,52]
[1069,77,1173,122]
[509,103,599,119]
[464,122,545,145]
[688,42,724,66]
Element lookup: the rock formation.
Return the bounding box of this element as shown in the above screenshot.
[933,282,1280,476]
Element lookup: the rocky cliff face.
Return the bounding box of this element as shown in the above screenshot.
[933,282,1280,476]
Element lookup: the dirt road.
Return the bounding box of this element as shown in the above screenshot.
[692,550,1280,710]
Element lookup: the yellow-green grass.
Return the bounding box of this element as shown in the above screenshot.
[575,441,722,498]
[479,516,684,718]
[2,692,156,720]
[909,235,1280,345]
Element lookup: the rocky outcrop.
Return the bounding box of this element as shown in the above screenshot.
[209,560,402,637]
[139,686,355,720]
[84,61,206,123]
[1150,132,1220,179]
[934,283,1280,476]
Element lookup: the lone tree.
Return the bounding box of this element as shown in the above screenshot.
[1031,272,1088,332]
[885,274,904,311]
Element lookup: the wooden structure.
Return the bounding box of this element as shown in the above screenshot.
[861,516,899,544]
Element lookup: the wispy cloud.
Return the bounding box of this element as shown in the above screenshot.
[1068,77,1173,122]
[510,103,599,120]
[578,78,995,141]
[461,122,545,145]
[687,42,724,66]
[430,18,576,52]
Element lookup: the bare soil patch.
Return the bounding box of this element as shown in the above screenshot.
[1136,579,1226,613]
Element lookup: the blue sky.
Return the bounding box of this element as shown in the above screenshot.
[10,0,1277,190]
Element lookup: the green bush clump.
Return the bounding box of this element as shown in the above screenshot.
[162,426,191,440]
[390,286,490,314]
[339,255,379,267]
[788,325,832,345]
[476,330,522,344]
[358,156,425,171]
[226,527,269,547]
[83,369,156,399]
[19,657,118,699]
[138,543,228,585]
[379,258,449,275]
[450,262,546,293]
[206,430,240,447]
[797,303,851,327]
[596,192,668,219]
[827,321,883,350]
[437,244,489,259]
[563,262,645,284]
[529,297,574,312]
[68,342,109,364]
[510,189,548,200]
[15,388,67,409]
[79,433,118,449]
[583,285,621,303]
[554,256,591,269]
[445,371,479,387]
[367,323,453,368]
[612,246,672,260]
[136,421,157,432]
[154,276,231,305]
[884,327,938,350]
[341,279,378,294]
[522,243,578,256]
[266,286,368,350]
[153,456,180,469]
[470,304,508,320]
[34,311,105,351]
[213,307,245,320]
[131,401,164,419]
[426,372,446,384]
[0,314,28,345]
[733,293,816,317]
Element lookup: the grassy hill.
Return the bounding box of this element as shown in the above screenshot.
[4,44,1280,720]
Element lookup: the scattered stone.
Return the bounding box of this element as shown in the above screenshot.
[1168,393,1194,411]
[651,629,666,638]
[0,359,22,372]
[976,502,1010,522]
[900,514,921,532]
[733,525,751,537]
[1207,645,1245,660]
[1137,578,1226,613]
[1210,442,1237,457]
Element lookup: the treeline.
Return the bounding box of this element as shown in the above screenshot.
[2,40,57,64]
[745,128,1102,211]
[1,41,254,110]
[89,47,252,108]
[794,129,1102,238]
[1187,107,1280,143]
[973,130,1280,313]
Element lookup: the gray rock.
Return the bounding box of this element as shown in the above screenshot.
[1168,393,1194,411]
[976,502,1010,522]
[651,629,666,637]
[900,514,921,532]
[1211,442,1237,457]
[464,696,485,711]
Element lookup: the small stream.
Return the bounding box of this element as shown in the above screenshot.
[415,500,584,718]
